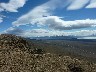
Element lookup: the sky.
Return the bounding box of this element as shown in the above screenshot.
[0,0,96,38]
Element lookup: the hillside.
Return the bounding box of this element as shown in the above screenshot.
[0,34,96,72]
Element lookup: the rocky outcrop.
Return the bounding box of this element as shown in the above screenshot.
[0,34,96,72]
[0,34,29,49]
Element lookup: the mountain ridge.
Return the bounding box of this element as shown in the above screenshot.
[0,34,96,72]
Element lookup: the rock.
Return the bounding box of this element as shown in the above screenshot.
[32,48,44,54]
[68,63,84,72]
[0,34,96,72]
[0,34,29,50]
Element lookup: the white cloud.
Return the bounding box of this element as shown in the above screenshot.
[86,0,96,8]
[3,27,52,37]
[79,37,96,39]
[0,0,27,12]
[71,30,96,36]
[12,0,71,26]
[4,27,25,36]
[3,27,96,37]
[0,14,7,23]
[12,0,96,30]
[35,16,96,30]
[0,8,4,12]
[0,0,27,24]
[13,15,96,30]
[12,6,51,26]
[0,17,3,23]
[67,0,90,10]
[67,0,96,10]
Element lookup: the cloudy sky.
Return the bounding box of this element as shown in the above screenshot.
[0,0,96,37]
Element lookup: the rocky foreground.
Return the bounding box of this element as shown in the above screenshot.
[0,34,96,72]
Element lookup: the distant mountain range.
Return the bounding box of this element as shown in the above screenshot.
[30,36,77,40]
[26,36,96,42]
